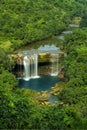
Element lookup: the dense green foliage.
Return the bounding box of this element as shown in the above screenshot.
[80,12,87,27]
[58,28,87,129]
[0,0,82,52]
[0,0,87,129]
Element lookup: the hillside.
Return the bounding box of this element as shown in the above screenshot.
[0,0,81,52]
[0,0,87,129]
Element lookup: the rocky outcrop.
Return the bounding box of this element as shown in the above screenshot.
[36,82,65,106]
[36,91,50,102]
[50,82,64,96]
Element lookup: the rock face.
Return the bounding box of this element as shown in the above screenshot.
[9,53,24,65]
[10,52,60,76]
[10,52,59,64]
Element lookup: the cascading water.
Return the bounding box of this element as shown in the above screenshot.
[30,56,34,77]
[31,54,39,78]
[23,54,39,80]
[18,45,60,80]
[33,54,38,77]
[23,56,30,81]
[50,53,58,76]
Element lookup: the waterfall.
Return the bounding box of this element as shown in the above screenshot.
[23,54,39,80]
[34,54,38,77]
[30,56,34,77]
[32,54,39,78]
[23,56,30,81]
[50,53,58,76]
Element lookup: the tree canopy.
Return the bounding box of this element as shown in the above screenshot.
[0,0,84,52]
[0,0,87,129]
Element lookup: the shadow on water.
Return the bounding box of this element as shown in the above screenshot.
[48,94,59,104]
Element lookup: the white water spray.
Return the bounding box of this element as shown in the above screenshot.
[23,56,30,81]
[32,54,38,78]
[23,54,39,80]
[50,53,58,76]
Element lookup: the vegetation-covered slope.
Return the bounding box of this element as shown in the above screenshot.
[0,0,87,129]
[59,28,87,127]
[0,0,80,52]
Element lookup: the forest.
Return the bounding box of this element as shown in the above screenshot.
[0,0,87,129]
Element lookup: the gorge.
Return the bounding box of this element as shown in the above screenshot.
[14,45,63,92]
